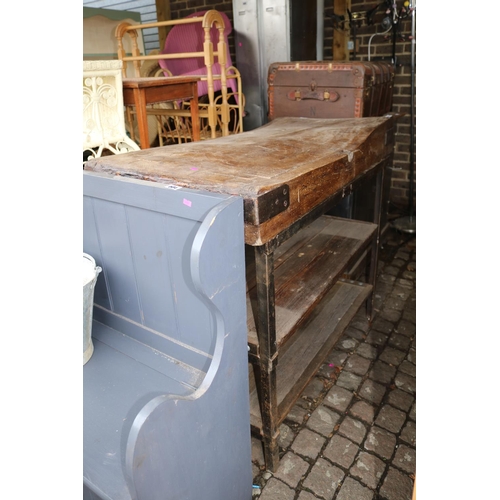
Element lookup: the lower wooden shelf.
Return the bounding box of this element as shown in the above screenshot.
[246,215,377,359]
[249,279,372,434]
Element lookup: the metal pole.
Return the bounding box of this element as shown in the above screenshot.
[408,0,416,218]
[392,0,416,234]
[316,0,324,60]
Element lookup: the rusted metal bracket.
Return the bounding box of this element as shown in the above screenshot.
[244,184,290,225]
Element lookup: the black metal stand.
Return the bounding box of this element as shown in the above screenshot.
[392,0,416,234]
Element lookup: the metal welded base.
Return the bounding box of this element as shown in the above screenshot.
[391,215,416,234]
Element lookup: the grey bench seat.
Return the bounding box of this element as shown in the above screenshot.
[83,171,252,500]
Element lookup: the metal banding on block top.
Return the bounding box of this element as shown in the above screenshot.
[244,184,290,225]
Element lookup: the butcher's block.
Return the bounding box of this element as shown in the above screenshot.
[85,115,397,246]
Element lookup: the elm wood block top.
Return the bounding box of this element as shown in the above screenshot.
[85,115,397,245]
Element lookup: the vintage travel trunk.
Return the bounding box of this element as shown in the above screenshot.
[267,60,395,229]
[267,61,394,121]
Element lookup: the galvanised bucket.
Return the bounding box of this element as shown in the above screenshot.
[83,253,101,365]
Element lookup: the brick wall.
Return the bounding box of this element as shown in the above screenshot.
[168,0,415,213]
[333,0,416,213]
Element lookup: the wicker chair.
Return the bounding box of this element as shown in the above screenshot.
[115,10,244,143]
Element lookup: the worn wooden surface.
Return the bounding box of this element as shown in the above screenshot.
[248,279,372,432]
[85,115,397,246]
[123,76,201,147]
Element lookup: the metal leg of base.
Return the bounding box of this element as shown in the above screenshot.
[367,166,385,320]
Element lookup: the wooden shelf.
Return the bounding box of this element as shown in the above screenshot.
[246,216,377,358]
[249,279,372,434]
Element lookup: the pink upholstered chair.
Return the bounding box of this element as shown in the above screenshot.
[158,11,239,102]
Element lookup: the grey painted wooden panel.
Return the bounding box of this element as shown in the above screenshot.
[126,183,251,500]
[84,330,192,500]
[92,306,212,373]
[84,171,227,220]
[84,172,227,367]
[90,198,146,322]
[83,171,251,499]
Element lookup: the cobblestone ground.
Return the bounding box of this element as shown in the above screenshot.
[251,227,416,500]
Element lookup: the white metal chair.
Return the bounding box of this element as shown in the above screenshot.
[83,60,140,163]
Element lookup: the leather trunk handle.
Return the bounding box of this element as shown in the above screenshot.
[287,89,340,102]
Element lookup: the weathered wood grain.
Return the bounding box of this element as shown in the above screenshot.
[85,115,397,245]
